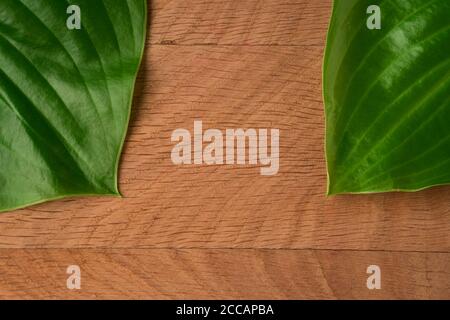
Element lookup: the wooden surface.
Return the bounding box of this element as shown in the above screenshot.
[1,249,449,299]
[0,0,449,299]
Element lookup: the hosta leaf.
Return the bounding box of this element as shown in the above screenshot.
[0,0,147,212]
[324,0,450,195]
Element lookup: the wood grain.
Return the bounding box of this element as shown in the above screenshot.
[0,249,448,299]
[1,43,449,252]
[150,0,331,45]
[0,0,449,299]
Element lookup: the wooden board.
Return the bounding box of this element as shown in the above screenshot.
[0,0,449,299]
[1,249,449,299]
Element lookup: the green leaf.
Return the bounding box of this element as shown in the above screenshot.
[324,0,450,195]
[0,0,147,212]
